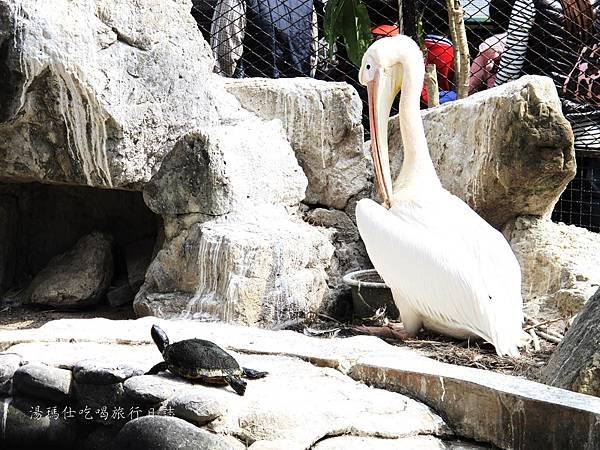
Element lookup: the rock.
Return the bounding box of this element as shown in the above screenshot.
[167,389,226,426]
[113,415,238,450]
[542,288,600,395]
[0,195,17,294]
[73,359,145,384]
[135,211,334,325]
[0,0,247,189]
[27,232,114,308]
[504,216,600,317]
[386,75,575,229]
[73,382,133,424]
[143,124,307,216]
[224,78,369,210]
[75,425,120,450]
[124,374,192,405]
[12,363,72,403]
[0,396,77,449]
[0,353,21,394]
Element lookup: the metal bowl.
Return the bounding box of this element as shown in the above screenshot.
[342,269,399,320]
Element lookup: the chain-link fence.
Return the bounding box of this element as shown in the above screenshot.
[191,0,599,231]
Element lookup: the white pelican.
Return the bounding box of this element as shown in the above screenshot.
[356,35,525,357]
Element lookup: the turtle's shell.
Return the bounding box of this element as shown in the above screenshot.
[163,338,242,382]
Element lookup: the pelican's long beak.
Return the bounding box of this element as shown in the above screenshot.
[366,67,398,209]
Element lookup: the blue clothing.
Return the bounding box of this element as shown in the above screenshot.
[236,0,314,78]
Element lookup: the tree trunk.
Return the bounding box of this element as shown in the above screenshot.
[542,288,600,396]
[445,0,470,99]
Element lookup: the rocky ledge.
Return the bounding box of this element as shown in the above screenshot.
[1,318,599,449]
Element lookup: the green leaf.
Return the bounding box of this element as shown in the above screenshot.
[324,0,373,66]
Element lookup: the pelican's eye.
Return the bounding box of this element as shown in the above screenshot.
[361,58,376,83]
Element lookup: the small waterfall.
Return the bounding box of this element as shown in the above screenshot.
[1,390,13,442]
[183,220,312,325]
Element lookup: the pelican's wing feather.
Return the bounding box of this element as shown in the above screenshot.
[356,195,523,356]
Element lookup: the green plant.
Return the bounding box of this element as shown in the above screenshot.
[323,0,372,67]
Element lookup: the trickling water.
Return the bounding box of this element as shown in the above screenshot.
[2,393,12,442]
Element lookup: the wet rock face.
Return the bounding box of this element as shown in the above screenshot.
[0,0,244,189]
[387,75,575,230]
[135,211,334,325]
[542,288,600,395]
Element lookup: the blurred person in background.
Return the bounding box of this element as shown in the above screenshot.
[469,0,516,94]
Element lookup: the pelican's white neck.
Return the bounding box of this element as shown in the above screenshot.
[393,56,441,200]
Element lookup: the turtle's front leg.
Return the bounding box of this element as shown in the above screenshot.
[146,362,168,375]
[242,367,268,379]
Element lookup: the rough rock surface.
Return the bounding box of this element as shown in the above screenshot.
[135,210,334,324]
[0,0,245,188]
[224,78,370,210]
[386,75,575,229]
[542,288,600,396]
[143,124,307,216]
[1,318,599,450]
[504,216,600,317]
[26,232,113,308]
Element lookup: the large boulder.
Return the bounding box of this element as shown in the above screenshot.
[0,0,245,189]
[224,78,370,210]
[27,232,114,308]
[136,127,333,324]
[387,75,575,229]
[542,288,600,396]
[503,216,600,317]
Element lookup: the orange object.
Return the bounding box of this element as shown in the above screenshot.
[371,24,400,38]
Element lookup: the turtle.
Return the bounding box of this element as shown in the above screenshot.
[146,324,268,396]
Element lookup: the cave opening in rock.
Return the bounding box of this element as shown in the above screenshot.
[0,182,161,317]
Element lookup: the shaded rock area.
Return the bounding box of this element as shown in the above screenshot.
[504,216,600,318]
[1,318,599,449]
[27,232,113,308]
[0,183,159,308]
[387,75,575,230]
[542,288,600,396]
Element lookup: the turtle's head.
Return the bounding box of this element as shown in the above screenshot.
[151,325,169,353]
